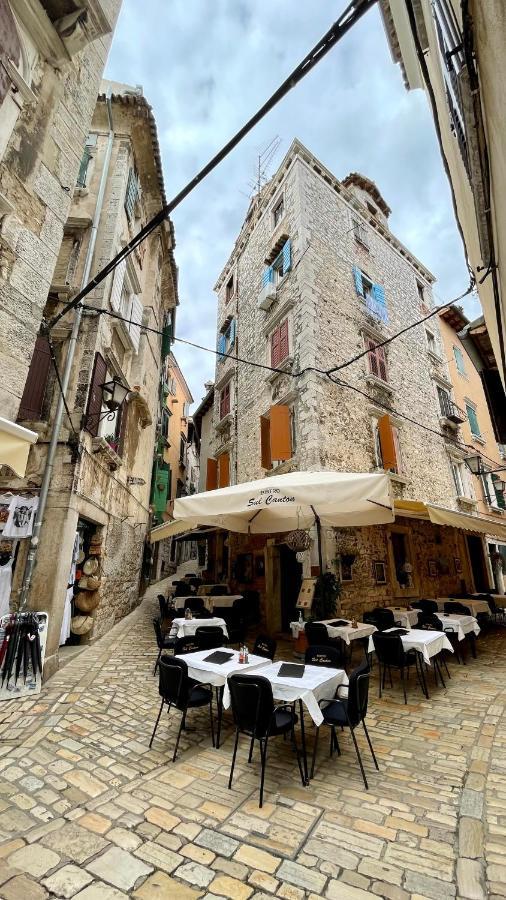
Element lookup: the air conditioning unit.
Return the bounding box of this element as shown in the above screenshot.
[258,282,276,311]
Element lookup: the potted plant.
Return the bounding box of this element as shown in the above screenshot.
[312,571,341,621]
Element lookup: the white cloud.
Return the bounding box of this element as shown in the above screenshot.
[106,0,470,406]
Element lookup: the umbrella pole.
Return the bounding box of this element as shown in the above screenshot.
[312,510,324,573]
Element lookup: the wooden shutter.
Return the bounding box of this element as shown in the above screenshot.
[279,319,289,362]
[282,239,292,274]
[352,266,363,296]
[220,383,230,420]
[0,0,21,104]
[271,326,280,367]
[110,258,126,312]
[378,414,397,472]
[18,336,51,421]
[260,415,271,469]
[85,352,107,437]
[206,458,218,491]
[218,452,230,488]
[129,295,143,352]
[367,339,379,377]
[270,405,292,461]
[377,345,388,381]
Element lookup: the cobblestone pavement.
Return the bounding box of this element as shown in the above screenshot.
[0,586,504,900]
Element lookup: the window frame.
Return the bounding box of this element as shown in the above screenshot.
[353,218,369,249]
[366,337,388,382]
[270,318,290,368]
[219,381,231,421]
[465,402,481,438]
[225,274,235,303]
[425,329,437,355]
[453,345,466,376]
[272,196,284,229]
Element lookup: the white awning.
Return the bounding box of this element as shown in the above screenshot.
[395,499,506,541]
[0,417,38,477]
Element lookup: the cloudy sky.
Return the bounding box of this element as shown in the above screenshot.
[106,0,476,408]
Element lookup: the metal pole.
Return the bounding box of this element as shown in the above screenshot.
[311,508,324,573]
[18,94,115,611]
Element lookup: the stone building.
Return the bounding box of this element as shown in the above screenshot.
[0,0,122,423]
[380,0,506,434]
[204,139,506,631]
[193,381,214,494]
[0,82,178,675]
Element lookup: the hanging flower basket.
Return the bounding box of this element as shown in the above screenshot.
[285,529,311,552]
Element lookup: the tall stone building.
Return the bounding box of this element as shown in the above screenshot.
[0,0,122,422]
[205,139,506,631]
[0,83,178,675]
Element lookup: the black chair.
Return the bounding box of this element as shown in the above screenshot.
[157,594,169,620]
[445,601,471,615]
[152,618,175,674]
[415,614,450,682]
[483,594,504,624]
[187,596,205,614]
[196,626,226,650]
[374,608,397,631]
[418,599,439,614]
[305,622,335,648]
[227,673,304,807]
[311,661,379,790]
[253,634,277,660]
[210,585,229,596]
[372,632,424,703]
[304,645,344,669]
[149,656,214,761]
[174,636,200,655]
[174,581,191,598]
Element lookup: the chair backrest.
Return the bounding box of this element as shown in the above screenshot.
[187,596,204,613]
[410,601,422,610]
[157,595,168,619]
[305,622,331,647]
[209,584,229,596]
[445,601,471,615]
[228,673,275,738]
[305,644,344,669]
[372,632,406,668]
[174,582,190,598]
[419,599,438,614]
[375,608,395,631]
[416,612,443,631]
[174,636,200,655]
[196,626,225,650]
[253,634,276,660]
[347,660,371,726]
[363,610,379,627]
[158,655,191,709]
[153,617,164,650]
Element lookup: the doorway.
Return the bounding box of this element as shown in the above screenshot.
[279,545,302,631]
[466,535,489,591]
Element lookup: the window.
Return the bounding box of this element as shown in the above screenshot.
[426,330,437,355]
[353,267,388,324]
[353,219,369,249]
[366,338,388,382]
[18,336,52,421]
[453,345,466,376]
[372,414,402,474]
[260,405,292,469]
[437,385,452,418]
[366,202,377,217]
[109,261,143,352]
[52,233,81,288]
[466,403,481,437]
[263,239,291,288]
[433,0,468,174]
[481,471,505,509]
[225,275,235,303]
[125,167,141,221]
[179,435,186,465]
[270,319,289,368]
[272,197,284,228]
[206,453,230,489]
[217,318,236,358]
[219,382,231,420]
[182,401,190,417]
[451,461,472,498]
[76,134,97,188]
[160,408,170,441]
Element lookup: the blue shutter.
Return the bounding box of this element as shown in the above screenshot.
[229,318,236,345]
[372,283,386,306]
[262,266,274,287]
[352,266,363,296]
[282,239,292,274]
[217,333,226,358]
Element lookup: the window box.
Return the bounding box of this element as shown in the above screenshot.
[91,436,122,471]
[216,412,233,433]
[365,373,393,394]
[457,496,477,510]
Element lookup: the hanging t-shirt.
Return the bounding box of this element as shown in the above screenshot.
[0,557,12,618]
[3,497,38,539]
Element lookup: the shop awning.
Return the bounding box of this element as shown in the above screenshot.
[0,417,38,477]
[395,499,506,541]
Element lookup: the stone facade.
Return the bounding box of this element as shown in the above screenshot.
[206,140,496,628]
[0,83,178,673]
[0,0,122,421]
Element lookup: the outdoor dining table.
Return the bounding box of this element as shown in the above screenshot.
[222,660,349,784]
[315,619,377,645]
[436,612,480,640]
[176,647,270,747]
[436,598,491,616]
[172,595,242,612]
[369,628,454,698]
[386,607,419,628]
[170,616,229,639]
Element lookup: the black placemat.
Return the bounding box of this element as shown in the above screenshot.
[386,628,409,636]
[278,663,305,678]
[203,651,234,664]
[328,620,349,627]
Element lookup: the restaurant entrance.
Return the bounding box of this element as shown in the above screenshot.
[466,534,489,591]
[279,544,302,631]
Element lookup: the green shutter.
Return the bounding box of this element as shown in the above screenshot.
[466,404,480,436]
[151,466,169,515]
[492,473,506,509]
[161,323,172,359]
[77,146,91,188]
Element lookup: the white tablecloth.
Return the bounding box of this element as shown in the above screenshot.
[223,661,348,726]
[172,595,242,612]
[386,607,419,628]
[369,628,454,664]
[437,598,490,616]
[436,613,480,640]
[317,619,377,646]
[171,617,229,639]
[176,647,270,687]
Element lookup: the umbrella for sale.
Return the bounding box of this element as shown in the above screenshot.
[2,614,21,686]
[0,617,14,670]
[14,619,26,685]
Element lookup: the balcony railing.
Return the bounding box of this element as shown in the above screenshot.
[440,399,467,424]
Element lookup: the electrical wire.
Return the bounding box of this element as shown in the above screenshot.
[47,337,79,436]
[46,0,378,333]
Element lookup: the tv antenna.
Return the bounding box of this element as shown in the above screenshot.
[247,136,282,197]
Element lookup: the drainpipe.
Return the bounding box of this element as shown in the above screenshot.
[18,93,115,610]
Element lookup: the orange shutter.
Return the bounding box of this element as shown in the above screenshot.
[378,414,397,472]
[270,405,292,461]
[260,415,271,469]
[206,458,218,490]
[218,452,230,487]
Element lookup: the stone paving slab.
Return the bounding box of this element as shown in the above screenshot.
[0,578,504,899]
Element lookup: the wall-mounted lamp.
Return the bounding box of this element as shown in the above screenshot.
[101,378,129,413]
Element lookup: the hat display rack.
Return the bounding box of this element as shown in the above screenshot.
[70,528,103,637]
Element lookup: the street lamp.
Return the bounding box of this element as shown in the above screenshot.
[464,455,483,476]
[101,378,130,412]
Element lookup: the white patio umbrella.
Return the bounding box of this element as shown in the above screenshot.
[150,471,394,567]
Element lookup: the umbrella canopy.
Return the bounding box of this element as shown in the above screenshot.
[150,471,394,542]
[0,417,37,478]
